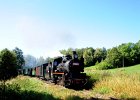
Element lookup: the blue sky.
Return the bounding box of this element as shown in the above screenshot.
[0,0,139,57]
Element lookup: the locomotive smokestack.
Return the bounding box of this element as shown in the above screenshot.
[73,51,76,55]
[72,50,78,59]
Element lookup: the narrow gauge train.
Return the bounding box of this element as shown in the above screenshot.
[22,51,88,87]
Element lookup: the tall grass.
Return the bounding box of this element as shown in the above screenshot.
[1,76,58,100]
[93,72,140,99]
[2,64,140,100]
[5,76,93,100]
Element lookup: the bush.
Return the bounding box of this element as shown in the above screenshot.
[0,82,57,100]
[0,83,21,100]
[95,61,113,70]
[95,61,99,65]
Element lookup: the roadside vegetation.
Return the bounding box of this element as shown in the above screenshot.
[0,64,139,100]
[1,76,93,100]
[85,64,140,99]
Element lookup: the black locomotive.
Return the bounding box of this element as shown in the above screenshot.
[22,51,88,87]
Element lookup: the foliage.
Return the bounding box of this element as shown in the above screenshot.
[85,64,140,99]
[95,61,113,70]
[0,48,18,81]
[85,64,140,74]
[0,48,18,100]
[60,40,140,69]
[4,76,93,100]
[13,47,25,69]
[24,55,51,68]
[0,82,57,100]
[36,56,46,66]
[0,83,21,100]
[106,47,122,67]
[118,43,136,66]
[75,48,85,59]
[132,40,140,64]
[2,64,140,100]
[24,55,37,68]
[59,48,73,56]
[95,60,99,65]
[46,57,54,62]
[83,47,95,66]
[60,47,95,66]
[94,47,107,63]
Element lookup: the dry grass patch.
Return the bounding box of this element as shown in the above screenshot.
[94,73,140,99]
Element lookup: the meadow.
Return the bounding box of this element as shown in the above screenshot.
[1,64,140,100]
[85,64,140,99]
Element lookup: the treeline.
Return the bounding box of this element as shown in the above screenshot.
[24,55,52,68]
[60,40,140,69]
[1,39,139,72]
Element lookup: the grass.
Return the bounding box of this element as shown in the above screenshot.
[107,64,140,74]
[1,64,140,100]
[1,76,58,100]
[85,64,140,99]
[85,64,140,74]
[94,73,140,99]
[3,76,94,100]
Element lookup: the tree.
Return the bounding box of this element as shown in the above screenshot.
[36,56,46,66]
[75,48,85,59]
[135,40,140,64]
[13,47,25,69]
[0,48,17,81]
[59,49,67,55]
[24,55,37,68]
[83,47,95,66]
[118,43,136,66]
[106,47,122,68]
[46,57,53,63]
[94,47,107,63]
[0,48,18,99]
[60,48,73,56]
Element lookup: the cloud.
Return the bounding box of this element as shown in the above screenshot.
[16,16,77,57]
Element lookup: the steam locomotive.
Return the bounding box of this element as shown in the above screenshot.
[22,51,88,87]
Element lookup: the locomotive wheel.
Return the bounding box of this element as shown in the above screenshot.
[52,75,58,84]
[57,75,65,86]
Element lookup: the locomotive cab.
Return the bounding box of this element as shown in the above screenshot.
[52,57,63,72]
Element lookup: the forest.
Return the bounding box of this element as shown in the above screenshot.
[60,40,140,69]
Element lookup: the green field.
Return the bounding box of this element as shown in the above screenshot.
[85,64,140,74]
[1,64,140,100]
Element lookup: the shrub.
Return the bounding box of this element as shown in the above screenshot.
[0,83,21,100]
[95,61,113,70]
[95,61,99,65]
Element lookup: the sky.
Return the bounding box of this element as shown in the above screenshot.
[0,0,140,58]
